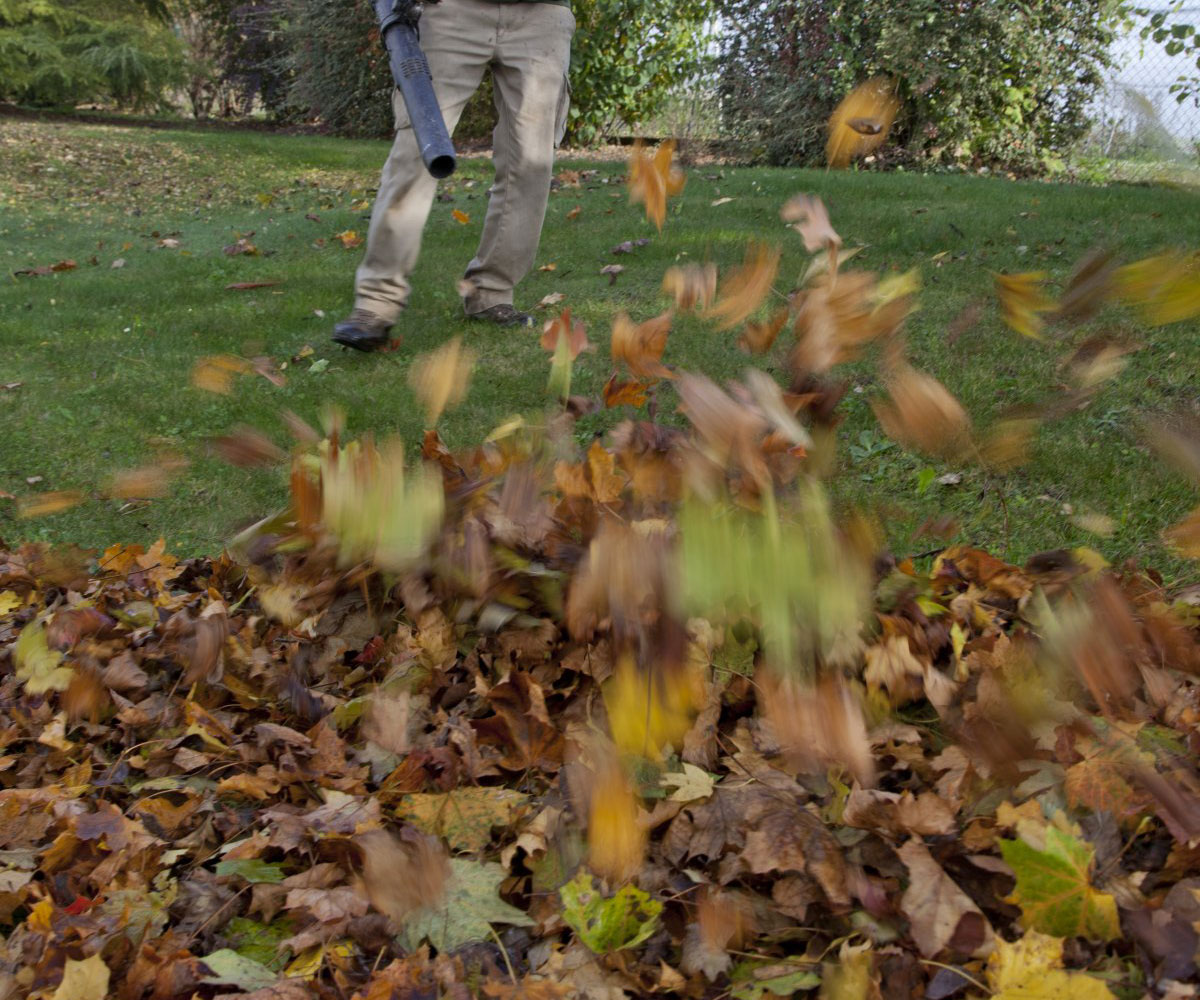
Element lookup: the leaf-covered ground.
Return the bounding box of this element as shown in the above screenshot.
[3,159,1200,999]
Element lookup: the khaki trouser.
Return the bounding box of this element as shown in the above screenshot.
[354,0,574,322]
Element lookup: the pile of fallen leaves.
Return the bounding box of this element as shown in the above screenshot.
[4,138,1200,1000]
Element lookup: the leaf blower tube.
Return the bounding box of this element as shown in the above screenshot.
[373,0,457,179]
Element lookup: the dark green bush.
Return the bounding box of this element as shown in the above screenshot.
[0,0,182,109]
[717,0,1123,170]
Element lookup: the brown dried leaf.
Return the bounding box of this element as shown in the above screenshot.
[627,140,686,231]
[897,839,994,958]
[703,242,781,331]
[872,363,972,460]
[662,262,718,311]
[409,336,476,426]
[611,310,674,379]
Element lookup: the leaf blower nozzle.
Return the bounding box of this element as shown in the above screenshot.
[373,0,457,179]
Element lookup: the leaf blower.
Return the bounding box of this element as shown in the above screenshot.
[372,0,457,179]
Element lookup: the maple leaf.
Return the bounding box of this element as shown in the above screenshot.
[703,242,781,331]
[602,374,649,409]
[611,309,674,380]
[627,139,685,231]
[409,336,476,426]
[560,872,662,953]
[826,77,901,168]
[540,308,590,360]
[999,823,1121,941]
[985,931,1116,999]
[398,788,530,853]
[398,858,532,953]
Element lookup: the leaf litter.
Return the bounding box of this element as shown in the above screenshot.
[3,138,1200,1000]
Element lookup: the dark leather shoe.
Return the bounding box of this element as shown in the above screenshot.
[332,308,393,352]
[467,303,535,328]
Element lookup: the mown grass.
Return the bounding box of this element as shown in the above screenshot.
[1,118,1198,581]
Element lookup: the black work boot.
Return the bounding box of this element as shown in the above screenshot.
[467,304,535,328]
[332,308,393,352]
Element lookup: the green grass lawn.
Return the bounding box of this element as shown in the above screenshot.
[2,118,1198,581]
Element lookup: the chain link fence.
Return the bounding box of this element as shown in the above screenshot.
[1082,5,1200,181]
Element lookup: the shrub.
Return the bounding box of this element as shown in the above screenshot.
[716,0,1123,170]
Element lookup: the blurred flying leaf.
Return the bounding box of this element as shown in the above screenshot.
[587,752,647,881]
[320,438,445,572]
[872,363,973,461]
[986,931,1116,999]
[826,77,901,168]
[738,307,790,355]
[679,483,869,674]
[627,140,686,232]
[356,828,450,923]
[398,858,532,953]
[18,490,84,519]
[604,652,697,760]
[409,336,476,426]
[704,242,781,331]
[1053,248,1116,325]
[999,822,1121,941]
[334,229,363,249]
[192,354,252,395]
[611,310,674,380]
[451,210,471,225]
[1165,506,1200,558]
[781,194,843,263]
[1116,251,1200,325]
[995,272,1056,340]
[561,872,662,953]
[662,262,718,311]
[212,427,287,468]
[15,620,75,694]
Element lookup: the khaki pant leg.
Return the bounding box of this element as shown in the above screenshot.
[462,3,574,314]
[354,0,500,322]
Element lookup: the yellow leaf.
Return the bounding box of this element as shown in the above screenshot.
[18,490,83,518]
[587,757,645,882]
[335,229,363,249]
[627,140,685,231]
[826,77,901,168]
[192,354,251,395]
[52,954,111,1000]
[15,620,75,694]
[986,931,1116,999]
[1116,251,1200,325]
[409,336,476,426]
[995,272,1056,339]
[285,944,326,980]
[611,310,674,379]
[0,590,22,615]
[452,209,470,225]
[603,652,697,758]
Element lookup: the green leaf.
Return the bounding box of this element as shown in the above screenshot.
[214,859,287,884]
[731,966,822,999]
[199,949,278,991]
[560,871,663,954]
[221,916,292,971]
[15,620,75,694]
[398,858,532,953]
[999,826,1120,941]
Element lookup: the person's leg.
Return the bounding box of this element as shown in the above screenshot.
[352,0,500,323]
[461,2,573,318]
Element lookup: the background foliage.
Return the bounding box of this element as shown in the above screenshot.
[0,0,182,109]
[716,0,1124,170]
